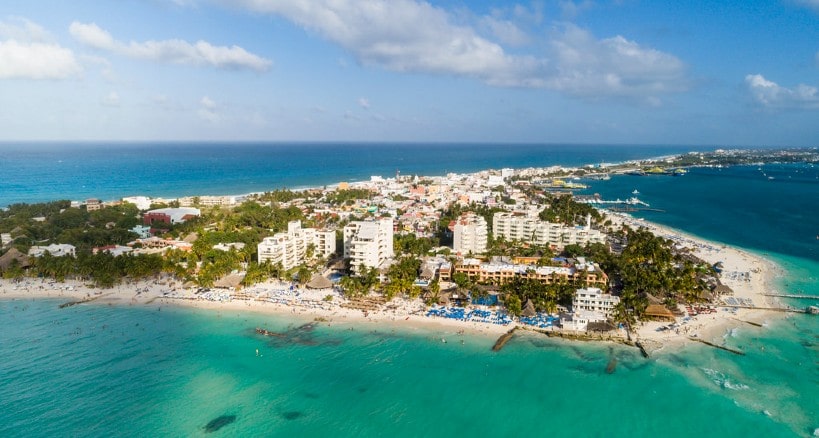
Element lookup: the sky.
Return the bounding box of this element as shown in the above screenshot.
[0,0,817,146]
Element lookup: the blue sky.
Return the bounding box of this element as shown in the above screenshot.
[1,0,817,145]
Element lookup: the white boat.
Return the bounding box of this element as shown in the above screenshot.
[632,189,639,195]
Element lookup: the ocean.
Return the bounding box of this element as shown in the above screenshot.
[0,143,817,437]
[0,142,709,207]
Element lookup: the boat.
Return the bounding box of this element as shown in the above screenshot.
[632,189,640,195]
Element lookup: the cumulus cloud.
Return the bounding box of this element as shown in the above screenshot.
[0,17,82,79]
[198,96,219,121]
[479,16,529,46]
[546,24,687,99]
[69,21,272,71]
[745,74,819,109]
[233,0,545,86]
[235,0,686,100]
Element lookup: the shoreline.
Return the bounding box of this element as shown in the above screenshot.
[0,214,791,354]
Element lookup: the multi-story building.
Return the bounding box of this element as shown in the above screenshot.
[452,212,487,255]
[572,287,620,318]
[143,207,201,226]
[493,212,605,250]
[343,218,393,274]
[453,258,607,287]
[258,220,336,271]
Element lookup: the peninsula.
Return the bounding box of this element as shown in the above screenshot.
[2,147,814,353]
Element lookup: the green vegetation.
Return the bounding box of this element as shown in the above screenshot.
[323,188,373,206]
[393,233,439,256]
[563,227,713,324]
[538,194,602,226]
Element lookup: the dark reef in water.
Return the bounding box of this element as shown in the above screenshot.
[255,322,342,348]
[281,411,303,420]
[204,415,236,433]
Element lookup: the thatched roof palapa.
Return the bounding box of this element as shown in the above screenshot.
[521,298,536,317]
[214,272,246,289]
[644,304,675,321]
[306,274,333,289]
[0,248,31,270]
[587,321,617,332]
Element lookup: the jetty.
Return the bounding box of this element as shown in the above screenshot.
[761,293,818,300]
[688,337,745,356]
[58,293,110,308]
[492,327,519,351]
[730,317,762,327]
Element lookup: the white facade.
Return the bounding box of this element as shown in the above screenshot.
[453,212,487,255]
[493,212,605,250]
[561,310,607,332]
[343,218,394,274]
[258,220,336,270]
[28,244,76,258]
[572,287,620,318]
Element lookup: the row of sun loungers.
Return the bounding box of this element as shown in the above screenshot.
[519,314,560,328]
[426,306,512,325]
[722,297,754,307]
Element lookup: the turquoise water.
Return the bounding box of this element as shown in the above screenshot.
[0,301,807,437]
[1,146,817,436]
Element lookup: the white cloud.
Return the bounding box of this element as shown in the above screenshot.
[234,0,544,86]
[102,91,120,107]
[198,96,219,121]
[69,22,115,50]
[745,74,819,109]
[358,97,370,109]
[0,16,50,42]
[235,0,686,100]
[479,16,529,46]
[546,25,687,100]
[0,17,82,80]
[69,21,272,71]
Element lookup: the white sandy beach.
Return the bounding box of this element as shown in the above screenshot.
[611,214,784,352]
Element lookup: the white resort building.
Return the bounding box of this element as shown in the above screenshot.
[28,244,76,258]
[452,212,487,255]
[343,218,394,274]
[257,220,336,271]
[572,287,620,318]
[493,212,606,251]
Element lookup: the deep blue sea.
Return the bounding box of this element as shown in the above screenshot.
[1,143,817,437]
[0,142,709,206]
